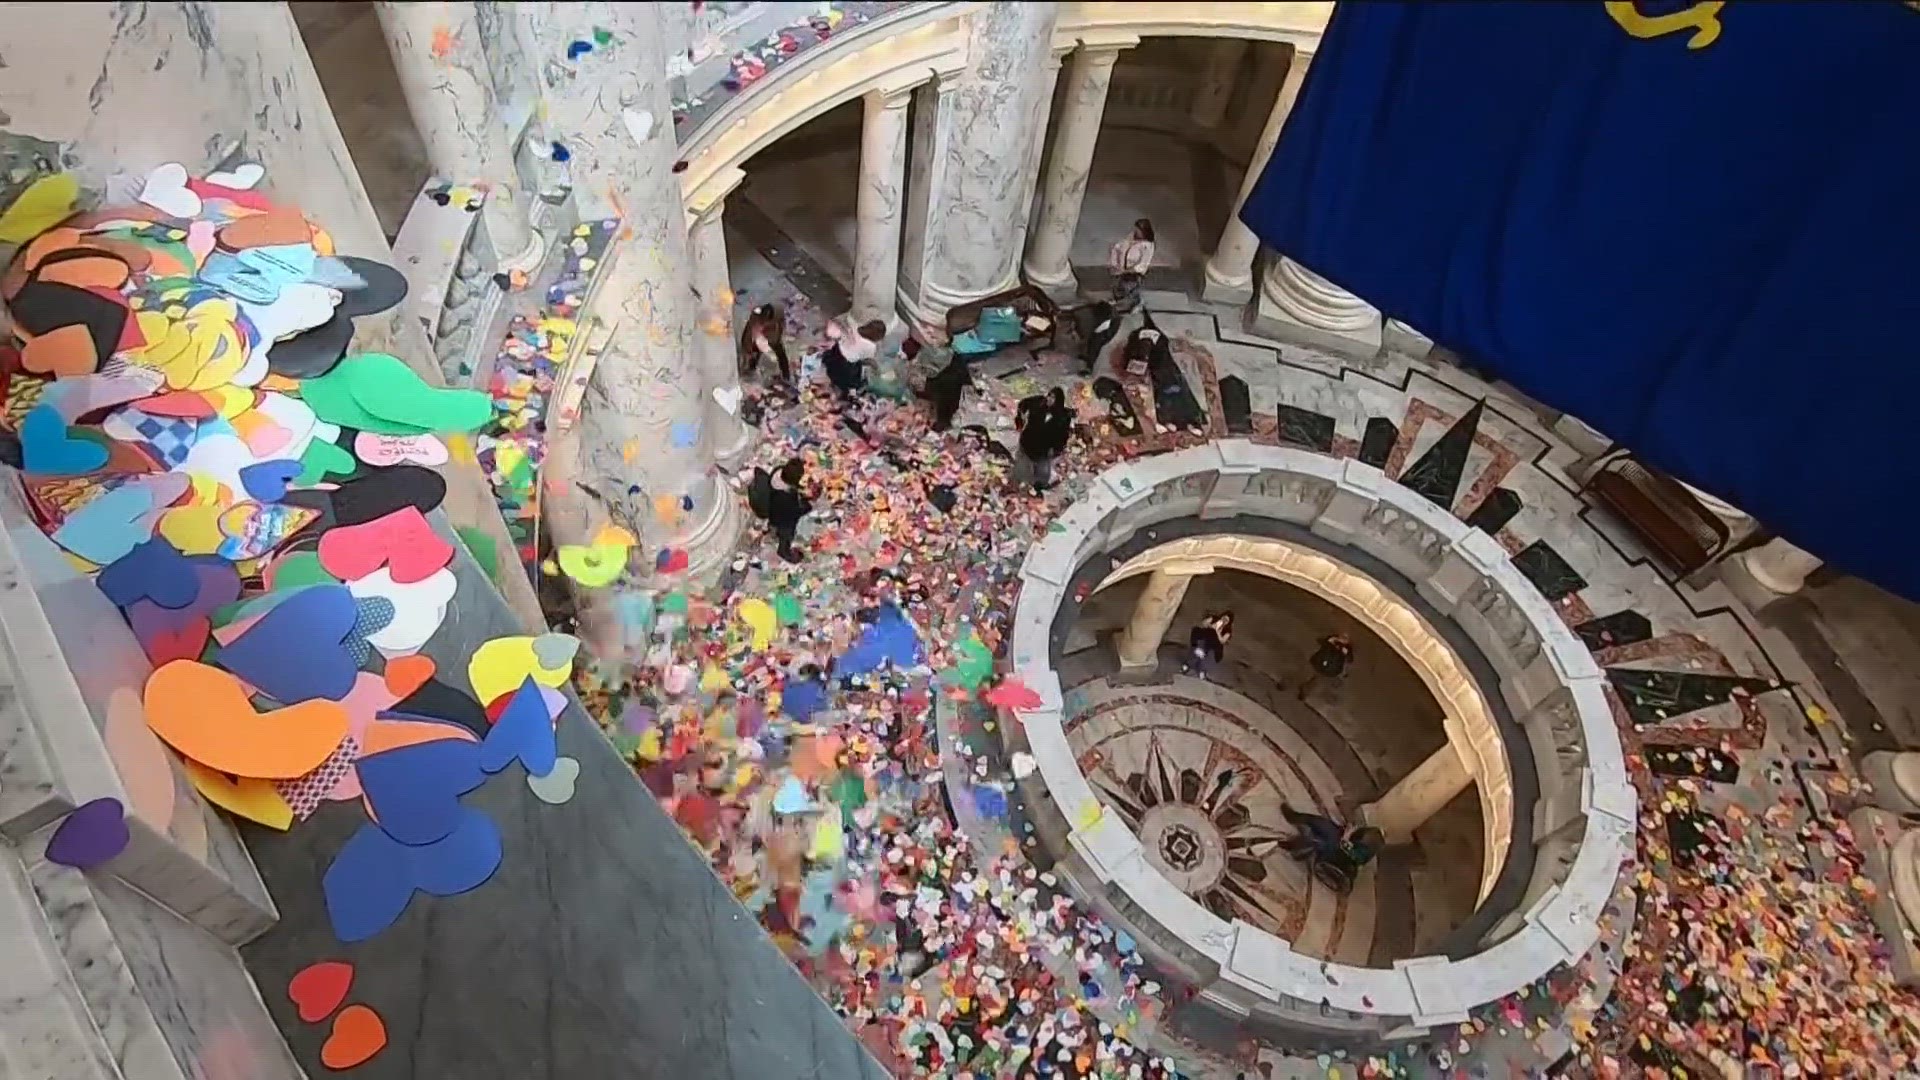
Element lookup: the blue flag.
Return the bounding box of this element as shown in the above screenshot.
[1244,1,1920,597]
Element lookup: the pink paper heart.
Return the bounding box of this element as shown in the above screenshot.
[237,416,293,458]
[353,432,448,468]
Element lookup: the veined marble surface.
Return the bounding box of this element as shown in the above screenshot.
[238,549,887,1079]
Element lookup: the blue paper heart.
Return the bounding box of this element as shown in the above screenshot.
[834,604,924,678]
[782,676,828,722]
[356,738,486,846]
[51,482,161,565]
[236,243,315,284]
[239,458,303,502]
[214,584,360,704]
[772,776,815,815]
[198,251,281,304]
[322,808,502,942]
[20,405,107,477]
[97,537,198,609]
[478,677,558,777]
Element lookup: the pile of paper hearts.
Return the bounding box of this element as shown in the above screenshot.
[0,167,588,957]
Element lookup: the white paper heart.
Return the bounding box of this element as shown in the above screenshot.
[621,108,655,146]
[205,162,265,190]
[1011,751,1037,780]
[138,162,201,219]
[526,756,580,804]
[712,385,743,416]
[350,567,457,654]
[244,283,338,344]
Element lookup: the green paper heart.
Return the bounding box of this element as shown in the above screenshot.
[772,591,804,627]
[456,525,499,577]
[301,352,491,435]
[297,438,357,484]
[269,551,338,592]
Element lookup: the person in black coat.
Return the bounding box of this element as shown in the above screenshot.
[920,348,973,432]
[1014,386,1072,493]
[766,457,814,563]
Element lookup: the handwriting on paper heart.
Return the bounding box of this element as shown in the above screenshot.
[353,432,448,467]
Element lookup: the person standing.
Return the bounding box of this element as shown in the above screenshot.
[1182,610,1233,679]
[1298,632,1354,700]
[1014,386,1070,493]
[1106,218,1156,313]
[765,457,814,563]
[919,345,973,432]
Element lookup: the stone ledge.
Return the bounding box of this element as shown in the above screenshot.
[1012,443,1633,1028]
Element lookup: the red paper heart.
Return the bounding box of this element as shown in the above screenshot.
[317,507,453,584]
[287,960,353,1024]
[125,602,210,666]
[983,678,1043,711]
[382,654,436,699]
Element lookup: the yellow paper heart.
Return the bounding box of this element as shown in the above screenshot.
[183,760,293,830]
[0,173,78,243]
[557,543,625,588]
[736,597,776,651]
[158,503,225,555]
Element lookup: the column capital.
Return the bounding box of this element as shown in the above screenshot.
[684,165,745,230]
[865,82,917,111]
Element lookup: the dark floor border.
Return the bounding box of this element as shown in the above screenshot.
[1043,511,1543,961]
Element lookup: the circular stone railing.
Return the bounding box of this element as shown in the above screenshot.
[1005,442,1634,1032]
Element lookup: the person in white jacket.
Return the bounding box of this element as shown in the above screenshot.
[1106,217,1156,312]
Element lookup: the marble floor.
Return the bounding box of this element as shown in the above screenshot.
[1064,676,1380,965]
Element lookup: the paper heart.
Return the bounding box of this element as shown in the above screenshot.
[137,162,201,218]
[353,431,448,467]
[242,283,338,360]
[20,405,108,476]
[323,809,501,942]
[239,459,303,502]
[205,162,265,190]
[712,385,743,416]
[348,567,456,655]
[38,368,166,423]
[52,476,183,566]
[214,585,361,704]
[319,1004,387,1070]
[97,537,199,609]
[125,602,211,666]
[984,678,1043,711]
[772,776,815,814]
[556,542,626,587]
[1011,751,1038,779]
[357,737,487,845]
[622,108,655,144]
[45,797,130,869]
[834,604,923,678]
[318,507,453,585]
[298,436,359,484]
[526,756,580,804]
[530,633,579,670]
[287,960,353,1023]
[383,654,436,699]
[478,678,558,778]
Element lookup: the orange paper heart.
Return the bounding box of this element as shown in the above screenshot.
[382,654,436,699]
[319,1004,386,1070]
[144,660,348,779]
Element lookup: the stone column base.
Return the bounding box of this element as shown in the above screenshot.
[1381,319,1434,360]
[1022,257,1082,304]
[1253,290,1383,359]
[1199,262,1256,307]
[710,417,758,471]
[495,226,548,276]
[1252,257,1383,360]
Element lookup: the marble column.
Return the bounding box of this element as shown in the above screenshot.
[1189,39,1249,131]
[1359,743,1474,844]
[1023,43,1130,301]
[1253,255,1383,357]
[1735,538,1823,595]
[1202,49,1312,305]
[686,189,754,469]
[521,5,741,604]
[1116,567,1204,670]
[375,0,540,270]
[852,85,913,327]
[897,2,1061,338]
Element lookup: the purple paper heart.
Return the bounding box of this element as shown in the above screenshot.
[46,797,130,869]
[239,458,304,503]
[620,701,656,734]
